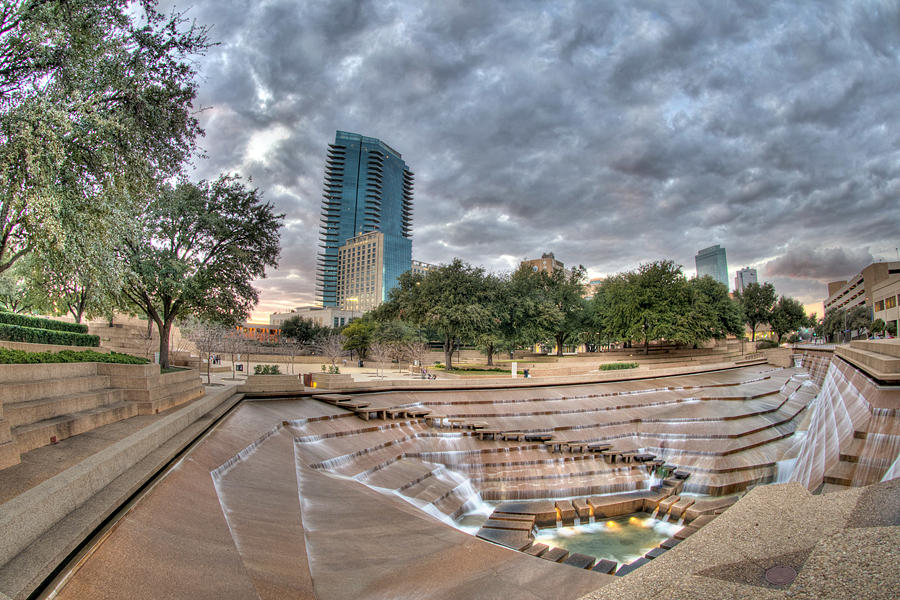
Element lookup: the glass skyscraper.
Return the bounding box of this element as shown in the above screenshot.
[695,245,729,289]
[316,131,413,307]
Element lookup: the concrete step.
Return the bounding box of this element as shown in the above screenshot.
[136,380,204,415]
[5,388,124,427]
[13,401,139,454]
[0,375,111,405]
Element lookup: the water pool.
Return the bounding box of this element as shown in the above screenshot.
[533,512,681,564]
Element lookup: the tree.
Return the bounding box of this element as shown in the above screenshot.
[0,259,34,313]
[369,341,391,378]
[342,318,376,359]
[380,259,493,369]
[0,1,210,275]
[182,319,226,385]
[600,261,696,354]
[532,266,589,356]
[220,329,245,380]
[769,296,808,343]
[738,282,776,341]
[316,333,346,369]
[121,176,283,368]
[281,316,330,346]
[25,235,119,322]
[688,276,744,341]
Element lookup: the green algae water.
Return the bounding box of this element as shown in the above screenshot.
[533,512,680,564]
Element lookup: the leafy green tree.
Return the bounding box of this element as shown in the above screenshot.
[770,296,808,343]
[121,177,283,368]
[0,258,34,313]
[688,276,744,341]
[0,1,209,275]
[602,260,695,354]
[341,318,376,359]
[281,316,331,346]
[380,259,493,369]
[538,265,589,356]
[871,318,886,336]
[738,282,776,341]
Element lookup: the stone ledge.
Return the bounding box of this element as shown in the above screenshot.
[0,386,239,569]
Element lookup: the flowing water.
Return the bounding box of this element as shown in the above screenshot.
[533,513,680,564]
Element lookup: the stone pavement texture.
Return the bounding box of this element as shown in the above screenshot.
[579,479,900,600]
[53,399,610,600]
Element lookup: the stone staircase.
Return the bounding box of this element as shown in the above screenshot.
[0,364,139,461]
[0,362,205,470]
[87,319,196,366]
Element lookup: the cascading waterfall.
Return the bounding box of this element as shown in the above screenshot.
[851,407,900,486]
[781,360,868,490]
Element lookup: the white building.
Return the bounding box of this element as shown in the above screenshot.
[269,306,363,330]
[734,267,758,293]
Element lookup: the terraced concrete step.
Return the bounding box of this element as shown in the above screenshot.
[12,400,139,454]
[0,375,110,404]
[5,388,124,427]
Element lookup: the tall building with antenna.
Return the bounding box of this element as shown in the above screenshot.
[316,131,413,308]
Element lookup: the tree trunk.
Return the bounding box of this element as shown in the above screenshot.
[158,319,173,369]
[555,333,564,357]
[444,336,453,370]
[751,324,757,341]
[486,343,494,366]
[644,338,650,355]
[205,351,212,385]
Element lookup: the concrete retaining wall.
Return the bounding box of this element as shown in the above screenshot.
[0,386,239,570]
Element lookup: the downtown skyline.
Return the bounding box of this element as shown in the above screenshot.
[155,0,900,320]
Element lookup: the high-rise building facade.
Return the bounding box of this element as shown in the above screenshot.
[695,245,729,288]
[734,267,758,293]
[337,231,385,312]
[411,260,437,276]
[316,131,413,307]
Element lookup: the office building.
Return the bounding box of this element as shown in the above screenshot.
[695,245,729,288]
[522,252,564,274]
[270,306,362,330]
[337,231,385,312]
[873,278,900,336]
[316,131,413,307]
[411,260,437,276]
[824,261,900,314]
[734,267,758,293]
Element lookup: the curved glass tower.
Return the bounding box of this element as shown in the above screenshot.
[316,131,413,307]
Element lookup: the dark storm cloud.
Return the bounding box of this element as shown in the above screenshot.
[163,0,900,314]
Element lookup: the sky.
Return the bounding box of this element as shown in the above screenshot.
[159,0,900,322]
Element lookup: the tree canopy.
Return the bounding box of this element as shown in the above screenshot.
[738,282,776,341]
[380,258,494,369]
[121,176,283,367]
[0,0,209,275]
[770,296,809,343]
[281,315,331,345]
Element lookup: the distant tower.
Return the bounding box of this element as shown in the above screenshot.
[521,252,564,274]
[695,245,729,288]
[734,267,758,293]
[316,131,413,307]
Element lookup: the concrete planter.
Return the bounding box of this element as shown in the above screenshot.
[310,373,354,389]
[239,374,304,394]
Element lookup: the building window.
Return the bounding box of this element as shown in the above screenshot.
[875,299,885,311]
[886,296,898,310]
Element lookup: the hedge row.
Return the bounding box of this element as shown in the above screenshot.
[0,311,89,334]
[599,362,639,371]
[0,348,147,365]
[0,323,100,347]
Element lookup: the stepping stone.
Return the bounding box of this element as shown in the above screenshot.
[524,543,549,557]
[541,547,570,563]
[673,470,691,479]
[592,559,617,574]
[674,526,699,540]
[689,514,717,528]
[482,518,532,531]
[659,537,681,549]
[475,527,532,551]
[615,557,650,576]
[311,394,352,404]
[644,547,666,560]
[572,498,592,519]
[562,553,596,569]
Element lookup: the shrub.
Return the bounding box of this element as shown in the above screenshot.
[327,364,340,374]
[0,323,100,347]
[787,333,800,344]
[254,364,281,375]
[0,348,147,364]
[756,340,779,350]
[0,312,88,334]
[599,362,639,371]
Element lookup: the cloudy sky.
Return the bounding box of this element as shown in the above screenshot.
[161,0,899,320]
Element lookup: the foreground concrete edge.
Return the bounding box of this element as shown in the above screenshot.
[0,386,240,572]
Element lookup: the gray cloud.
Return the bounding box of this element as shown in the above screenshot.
[162,0,900,315]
